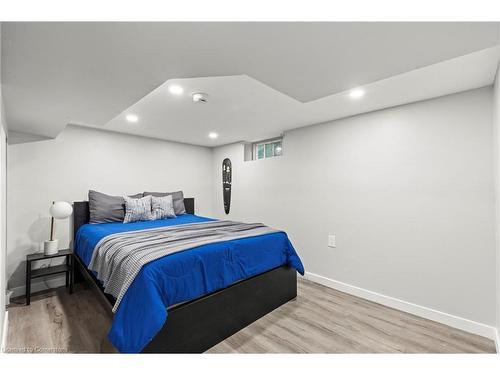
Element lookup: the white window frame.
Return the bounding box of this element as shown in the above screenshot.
[253,138,283,160]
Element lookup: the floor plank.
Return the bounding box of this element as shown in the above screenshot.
[5,279,496,354]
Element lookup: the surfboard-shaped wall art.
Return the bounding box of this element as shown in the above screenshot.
[222,158,232,214]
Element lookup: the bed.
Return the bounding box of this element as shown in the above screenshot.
[72,198,304,353]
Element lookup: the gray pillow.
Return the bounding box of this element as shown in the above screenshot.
[123,195,154,223]
[151,195,176,220]
[143,191,186,215]
[88,190,143,224]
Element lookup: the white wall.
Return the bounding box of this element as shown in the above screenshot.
[7,125,213,291]
[0,22,7,345]
[493,60,500,340]
[0,112,6,345]
[212,87,496,326]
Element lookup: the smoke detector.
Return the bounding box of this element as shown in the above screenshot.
[192,92,209,103]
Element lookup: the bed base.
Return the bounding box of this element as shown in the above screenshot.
[144,265,296,353]
[72,199,298,353]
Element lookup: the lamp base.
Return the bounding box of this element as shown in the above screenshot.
[44,239,59,255]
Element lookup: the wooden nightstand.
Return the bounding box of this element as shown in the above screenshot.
[25,249,74,305]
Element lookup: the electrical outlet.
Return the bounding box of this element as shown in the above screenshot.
[328,234,336,248]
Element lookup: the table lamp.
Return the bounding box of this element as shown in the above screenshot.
[44,201,73,255]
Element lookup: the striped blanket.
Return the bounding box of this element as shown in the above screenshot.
[88,220,280,312]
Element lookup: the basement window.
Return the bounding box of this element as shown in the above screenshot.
[253,138,282,160]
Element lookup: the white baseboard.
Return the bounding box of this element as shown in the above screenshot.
[1,310,8,352]
[303,272,497,341]
[10,275,66,299]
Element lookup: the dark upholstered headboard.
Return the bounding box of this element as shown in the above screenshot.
[73,198,195,240]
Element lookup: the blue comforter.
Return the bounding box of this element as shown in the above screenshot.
[75,214,304,353]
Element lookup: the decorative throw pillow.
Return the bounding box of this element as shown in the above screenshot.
[143,190,186,215]
[151,195,176,220]
[89,190,143,224]
[123,195,154,223]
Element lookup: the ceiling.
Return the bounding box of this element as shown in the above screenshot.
[1,22,500,146]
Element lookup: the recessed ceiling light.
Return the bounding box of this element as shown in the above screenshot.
[208,132,218,139]
[349,88,365,99]
[192,93,209,103]
[126,114,139,123]
[169,85,184,95]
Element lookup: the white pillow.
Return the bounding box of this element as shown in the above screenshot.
[151,195,176,220]
[123,195,154,223]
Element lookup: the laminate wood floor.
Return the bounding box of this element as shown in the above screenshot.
[5,279,496,353]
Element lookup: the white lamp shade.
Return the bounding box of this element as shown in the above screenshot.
[50,201,73,219]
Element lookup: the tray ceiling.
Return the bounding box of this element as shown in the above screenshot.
[2,22,499,145]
